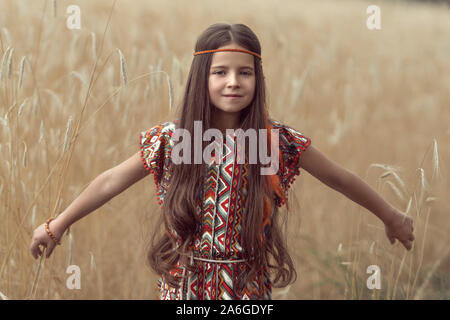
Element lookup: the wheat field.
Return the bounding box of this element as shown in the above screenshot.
[0,0,449,300]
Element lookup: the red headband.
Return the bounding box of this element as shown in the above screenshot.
[194,48,262,61]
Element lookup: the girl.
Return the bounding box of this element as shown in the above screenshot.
[30,23,415,300]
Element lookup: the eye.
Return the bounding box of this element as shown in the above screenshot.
[212,71,253,76]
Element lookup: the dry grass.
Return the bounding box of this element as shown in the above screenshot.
[0,0,449,300]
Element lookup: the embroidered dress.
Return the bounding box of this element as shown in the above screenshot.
[139,119,311,300]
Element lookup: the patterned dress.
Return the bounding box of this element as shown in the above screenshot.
[139,119,311,300]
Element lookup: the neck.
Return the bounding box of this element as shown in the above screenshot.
[211,108,242,133]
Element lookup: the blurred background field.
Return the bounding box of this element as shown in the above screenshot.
[0,0,449,299]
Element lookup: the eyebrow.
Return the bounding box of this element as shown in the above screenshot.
[211,65,254,70]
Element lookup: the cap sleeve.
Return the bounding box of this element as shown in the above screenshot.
[272,120,311,194]
[139,121,176,205]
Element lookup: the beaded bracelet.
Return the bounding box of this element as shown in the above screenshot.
[45,218,61,245]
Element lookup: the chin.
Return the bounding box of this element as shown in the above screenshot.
[213,103,250,114]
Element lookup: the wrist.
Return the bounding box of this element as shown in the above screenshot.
[50,216,68,240]
[382,206,398,226]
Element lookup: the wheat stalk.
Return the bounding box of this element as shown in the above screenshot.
[0,290,8,300]
[391,250,407,300]
[116,48,127,86]
[380,169,407,201]
[67,228,73,267]
[381,170,407,194]
[380,171,391,179]
[0,46,12,80]
[413,246,450,300]
[149,65,157,91]
[417,168,428,212]
[89,251,96,272]
[166,72,174,110]
[63,116,73,153]
[0,115,7,127]
[90,32,97,61]
[69,71,88,87]
[405,196,412,215]
[385,180,405,202]
[22,141,27,168]
[29,252,46,299]
[18,98,28,116]
[7,47,14,79]
[431,139,440,182]
[21,181,27,199]
[31,204,36,227]
[32,89,39,114]
[410,206,432,298]
[4,101,16,119]
[369,241,375,255]
[156,57,163,86]
[39,120,44,143]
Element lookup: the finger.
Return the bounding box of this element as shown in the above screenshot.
[30,243,36,259]
[37,247,42,258]
[401,240,412,251]
[30,246,37,259]
[45,242,55,258]
[386,230,395,245]
[30,242,42,259]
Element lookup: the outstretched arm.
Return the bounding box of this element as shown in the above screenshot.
[30,151,149,259]
[299,145,415,250]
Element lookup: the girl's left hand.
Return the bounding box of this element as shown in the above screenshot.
[384,208,415,251]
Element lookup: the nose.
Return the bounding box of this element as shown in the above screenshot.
[227,72,240,88]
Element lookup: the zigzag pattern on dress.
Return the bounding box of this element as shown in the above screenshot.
[139,120,311,300]
[212,134,234,258]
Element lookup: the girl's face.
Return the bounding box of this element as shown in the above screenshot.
[208,43,256,117]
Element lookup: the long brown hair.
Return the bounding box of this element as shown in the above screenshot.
[147,23,297,296]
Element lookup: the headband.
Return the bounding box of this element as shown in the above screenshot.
[194,48,262,61]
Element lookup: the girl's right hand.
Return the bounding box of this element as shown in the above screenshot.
[30,218,65,259]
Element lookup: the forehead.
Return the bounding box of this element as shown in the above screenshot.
[210,47,254,69]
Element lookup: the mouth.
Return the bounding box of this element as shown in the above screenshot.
[223,95,243,98]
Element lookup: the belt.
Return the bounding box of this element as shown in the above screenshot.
[192,256,247,264]
[183,251,247,264]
